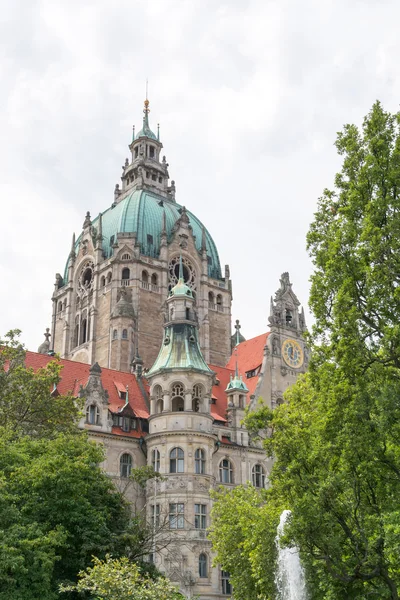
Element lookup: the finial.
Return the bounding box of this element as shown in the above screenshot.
[83,211,91,229]
[235,319,241,346]
[144,80,150,116]
[132,125,135,142]
[44,328,51,342]
[157,123,160,140]
[161,211,166,234]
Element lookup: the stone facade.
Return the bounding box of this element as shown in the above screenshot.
[40,99,309,599]
[51,99,232,372]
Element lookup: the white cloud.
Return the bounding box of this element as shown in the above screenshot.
[1,0,400,351]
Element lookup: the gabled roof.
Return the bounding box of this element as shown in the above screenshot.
[24,351,150,419]
[226,332,269,396]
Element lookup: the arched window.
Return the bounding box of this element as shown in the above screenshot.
[216,294,223,311]
[154,385,163,413]
[120,453,132,478]
[122,329,128,339]
[170,447,184,473]
[192,384,202,412]
[122,253,131,260]
[239,394,245,409]
[58,301,63,312]
[113,329,118,340]
[142,270,149,284]
[100,276,105,287]
[219,459,233,484]
[195,448,206,474]
[171,383,184,412]
[86,404,100,425]
[80,318,87,345]
[152,448,160,472]
[74,316,79,348]
[151,273,158,286]
[199,553,208,578]
[122,268,130,285]
[285,308,293,325]
[107,272,112,284]
[252,464,266,488]
[208,291,214,308]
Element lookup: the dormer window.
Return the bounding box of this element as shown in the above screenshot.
[86,404,100,425]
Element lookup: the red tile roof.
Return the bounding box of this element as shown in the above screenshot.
[24,351,150,419]
[209,364,234,422]
[226,332,269,397]
[23,332,269,430]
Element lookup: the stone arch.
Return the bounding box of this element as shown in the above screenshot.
[171,382,184,411]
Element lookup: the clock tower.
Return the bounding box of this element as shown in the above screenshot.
[251,272,308,409]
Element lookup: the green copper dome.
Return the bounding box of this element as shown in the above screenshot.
[96,191,221,276]
[64,190,222,282]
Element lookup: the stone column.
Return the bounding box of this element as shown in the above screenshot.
[163,392,171,412]
[184,391,193,411]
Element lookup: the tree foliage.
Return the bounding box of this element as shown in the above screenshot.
[0,330,80,439]
[0,433,131,599]
[0,330,163,597]
[210,102,400,599]
[209,485,280,600]
[60,555,186,600]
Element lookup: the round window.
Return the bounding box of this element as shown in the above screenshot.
[168,256,196,295]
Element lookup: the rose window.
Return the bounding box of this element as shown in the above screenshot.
[78,261,94,294]
[168,256,196,296]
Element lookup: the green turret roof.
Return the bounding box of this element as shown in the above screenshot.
[225,374,248,393]
[135,98,158,140]
[147,324,213,376]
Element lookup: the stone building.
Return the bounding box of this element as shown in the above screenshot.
[35,98,308,599]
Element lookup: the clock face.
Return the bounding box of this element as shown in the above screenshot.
[282,339,303,368]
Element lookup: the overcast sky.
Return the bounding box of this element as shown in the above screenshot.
[1,0,399,352]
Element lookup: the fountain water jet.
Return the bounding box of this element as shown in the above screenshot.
[275,510,307,600]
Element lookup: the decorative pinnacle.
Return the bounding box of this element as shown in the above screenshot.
[201,226,207,252]
[234,319,241,346]
[69,232,76,260]
[132,125,135,142]
[157,123,160,140]
[44,328,51,342]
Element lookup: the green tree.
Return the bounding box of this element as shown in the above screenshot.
[0,433,131,599]
[210,102,400,599]
[60,555,186,599]
[209,485,279,600]
[0,330,80,439]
